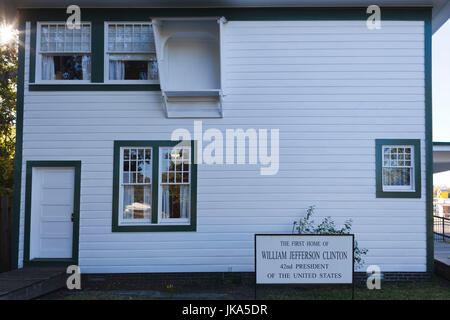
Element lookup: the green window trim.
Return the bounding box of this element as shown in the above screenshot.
[28,17,158,89]
[23,161,81,268]
[375,139,421,198]
[112,140,197,232]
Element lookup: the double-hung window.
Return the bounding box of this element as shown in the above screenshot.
[375,139,421,198]
[105,22,158,83]
[113,141,196,232]
[120,147,153,224]
[37,22,91,81]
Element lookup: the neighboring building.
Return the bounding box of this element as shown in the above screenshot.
[437,189,449,199]
[433,143,450,218]
[435,200,450,217]
[435,188,450,217]
[9,1,448,277]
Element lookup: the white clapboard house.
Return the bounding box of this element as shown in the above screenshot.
[9,1,448,277]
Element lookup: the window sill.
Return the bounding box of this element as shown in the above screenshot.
[104,80,160,85]
[376,190,421,198]
[112,224,196,232]
[28,83,161,91]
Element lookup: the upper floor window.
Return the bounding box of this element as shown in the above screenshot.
[375,139,421,198]
[105,22,158,83]
[37,22,91,81]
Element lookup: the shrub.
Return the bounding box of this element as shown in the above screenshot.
[292,205,368,269]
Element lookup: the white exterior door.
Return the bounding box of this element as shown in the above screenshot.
[29,167,75,259]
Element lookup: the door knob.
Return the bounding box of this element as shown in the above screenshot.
[71,213,75,222]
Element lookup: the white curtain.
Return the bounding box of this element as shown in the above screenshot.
[109,60,125,80]
[41,55,55,80]
[162,186,170,219]
[123,186,134,219]
[180,186,189,218]
[161,186,189,219]
[148,59,158,80]
[82,55,91,80]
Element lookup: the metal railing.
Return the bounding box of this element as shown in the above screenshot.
[434,215,450,242]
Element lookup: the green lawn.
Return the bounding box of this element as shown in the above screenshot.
[263,276,450,300]
[42,275,450,300]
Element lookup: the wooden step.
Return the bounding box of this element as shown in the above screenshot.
[0,267,66,300]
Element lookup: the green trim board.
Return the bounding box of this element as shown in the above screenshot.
[91,18,105,83]
[18,7,432,22]
[10,17,26,270]
[375,139,421,199]
[29,84,161,91]
[28,21,36,84]
[433,142,450,146]
[23,161,82,268]
[424,13,433,272]
[112,140,197,232]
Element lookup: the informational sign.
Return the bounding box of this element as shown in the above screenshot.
[255,234,354,284]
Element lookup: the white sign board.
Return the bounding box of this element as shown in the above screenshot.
[255,234,354,284]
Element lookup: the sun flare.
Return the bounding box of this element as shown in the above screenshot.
[0,23,16,45]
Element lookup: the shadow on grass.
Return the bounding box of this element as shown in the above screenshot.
[40,275,450,300]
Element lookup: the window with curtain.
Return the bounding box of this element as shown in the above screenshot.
[38,23,91,81]
[120,147,152,223]
[117,142,193,228]
[160,146,191,221]
[106,23,158,81]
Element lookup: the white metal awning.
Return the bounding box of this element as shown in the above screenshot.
[434,143,450,173]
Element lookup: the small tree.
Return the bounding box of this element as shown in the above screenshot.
[292,205,368,269]
[0,31,18,198]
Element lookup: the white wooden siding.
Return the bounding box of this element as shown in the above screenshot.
[19,20,427,273]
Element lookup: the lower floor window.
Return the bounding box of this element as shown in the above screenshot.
[161,185,190,219]
[375,139,421,198]
[382,146,414,191]
[160,146,191,220]
[113,140,196,231]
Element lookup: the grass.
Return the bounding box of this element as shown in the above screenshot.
[263,276,450,300]
[41,275,450,300]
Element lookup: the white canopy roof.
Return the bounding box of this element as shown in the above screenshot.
[434,143,450,174]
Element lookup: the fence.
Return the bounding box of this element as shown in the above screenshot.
[434,215,450,242]
[0,196,12,272]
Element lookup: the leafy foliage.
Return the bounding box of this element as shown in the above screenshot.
[292,205,368,269]
[0,36,18,197]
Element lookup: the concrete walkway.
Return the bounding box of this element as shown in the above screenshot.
[434,240,450,280]
[435,240,450,260]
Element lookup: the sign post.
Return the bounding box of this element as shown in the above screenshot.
[255,234,354,299]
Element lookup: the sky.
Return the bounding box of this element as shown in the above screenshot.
[432,19,450,142]
[433,18,450,186]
